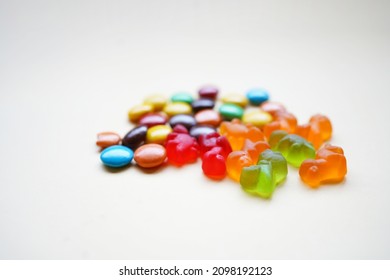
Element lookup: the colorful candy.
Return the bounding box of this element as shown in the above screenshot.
[128,104,154,122]
[191,99,215,113]
[221,94,248,107]
[242,109,272,128]
[165,125,199,166]
[163,102,192,117]
[100,145,134,168]
[134,143,167,168]
[189,125,216,139]
[169,114,197,130]
[299,144,347,187]
[146,125,172,144]
[194,109,222,127]
[171,92,194,104]
[296,114,332,149]
[219,103,244,120]
[96,132,121,148]
[198,86,218,100]
[122,125,148,150]
[143,94,167,111]
[246,88,269,105]
[263,110,298,139]
[139,113,168,128]
[198,132,232,157]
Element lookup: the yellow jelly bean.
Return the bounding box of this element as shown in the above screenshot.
[143,94,167,111]
[128,104,154,123]
[242,109,272,127]
[221,94,248,107]
[163,102,192,117]
[146,125,172,144]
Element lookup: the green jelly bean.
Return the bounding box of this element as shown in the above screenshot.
[240,161,275,199]
[219,103,244,120]
[258,149,288,185]
[171,92,194,104]
[273,133,315,167]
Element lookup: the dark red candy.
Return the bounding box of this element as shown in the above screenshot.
[139,113,167,128]
[122,125,148,150]
[191,99,215,113]
[165,129,199,166]
[169,114,197,130]
[202,147,227,180]
[198,86,219,100]
[198,132,232,157]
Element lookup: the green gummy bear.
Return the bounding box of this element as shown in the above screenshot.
[258,149,288,185]
[269,130,288,149]
[273,134,315,167]
[240,161,275,198]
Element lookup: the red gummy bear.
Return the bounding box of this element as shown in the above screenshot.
[198,132,232,157]
[165,125,199,166]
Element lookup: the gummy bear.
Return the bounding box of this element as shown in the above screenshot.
[271,132,315,167]
[219,119,266,151]
[198,132,232,157]
[202,146,228,180]
[296,114,332,149]
[263,111,297,139]
[165,125,199,166]
[299,144,347,187]
[240,149,288,198]
[226,139,270,181]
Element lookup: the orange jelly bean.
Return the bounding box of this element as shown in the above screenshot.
[296,114,332,149]
[96,132,121,148]
[219,119,266,151]
[299,144,347,188]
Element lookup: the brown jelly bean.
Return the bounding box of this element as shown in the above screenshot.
[139,113,168,128]
[134,144,167,168]
[198,86,219,100]
[189,125,216,138]
[122,125,148,150]
[169,114,197,130]
[191,99,215,113]
[96,132,121,148]
[194,109,222,127]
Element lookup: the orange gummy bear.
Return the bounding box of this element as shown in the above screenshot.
[219,119,266,151]
[226,139,270,181]
[299,144,347,188]
[263,111,298,139]
[296,114,332,149]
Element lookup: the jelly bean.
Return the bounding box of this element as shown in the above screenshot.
[139,113,168,128]
[165,128,199,166]
[189,125,216,139]
[169,114,197,130]
[202,147,227,180]
[163,102,192,117]
[296,114,332,149]
[221,94,248,107]
[191,99,215,113]
[219,119,266,151]
[134,143,167,168]
[100,145,134,168]
[242,109,272,128]
[128,104,154,122]
[198,132,232,157]
[146,125,172,144]
[260,101,286,115]
[263,111,297,139]
[258,149,288,185]
[272,132,315,167]
[240,161,274,198]
[219,104,244,120]
[171,92,194,104]
[246,88,269,105]
[122,125,148,150]
[198,86,218,100]
[143,94,167,111]
[195,109,222,127]
[96,132,121,148]
[299,144,347,187]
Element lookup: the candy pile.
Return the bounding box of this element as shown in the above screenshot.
[96,86,348,198]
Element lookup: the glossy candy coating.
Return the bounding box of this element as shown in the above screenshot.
[169,114,197,130]
[191,99,215,113]
[163,102,192,117]
[146,125,172,144]
[143,94,167,111]
[122,125,148,150]
[221,94,248,107]
[242,109,272,128]
[189,125,216,139]
[171,92,194,104]
[96,132,121,148]
[165,128,199,166]
[100,145,134,168]
[198,86,219,100]
[299,144,347,187]
[272,133,316,167]
[128,104,154,122]
[296,114,332,149]
[246,88,269,105]
[219,119,266,151]
[139,113,168,128]
[134,144,167,168]
[219,104,244,120]
[195,109,222,127]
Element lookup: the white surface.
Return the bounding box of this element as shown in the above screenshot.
[0,0,389,259]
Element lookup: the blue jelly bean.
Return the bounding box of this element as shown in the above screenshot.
[100,145,134,167]
[246,88,269,105]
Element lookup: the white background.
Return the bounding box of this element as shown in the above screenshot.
[0,0,389,259]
